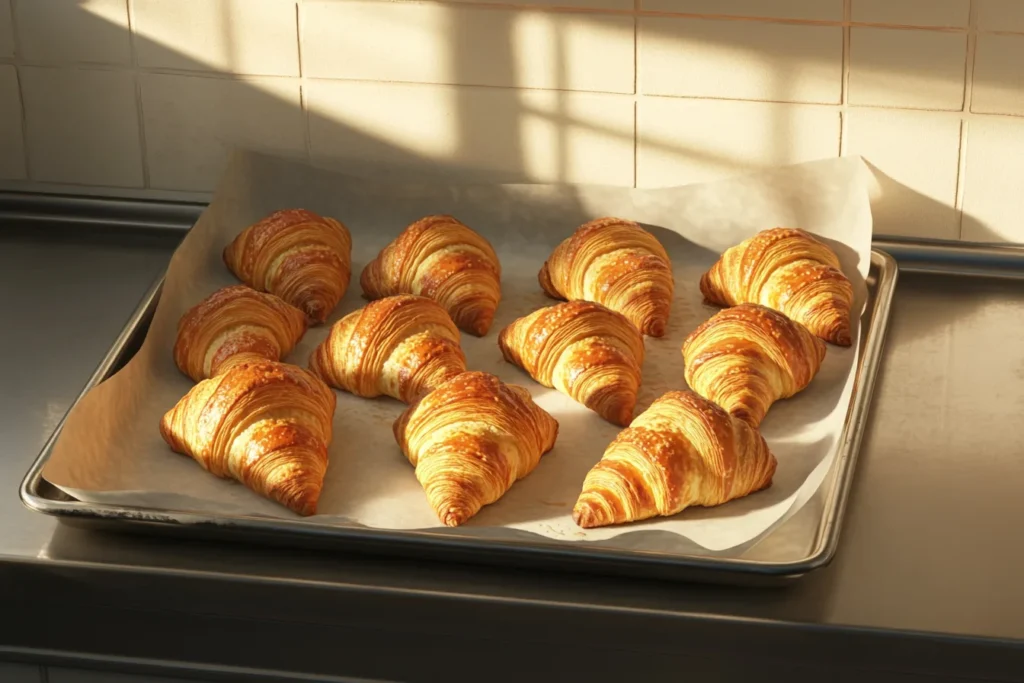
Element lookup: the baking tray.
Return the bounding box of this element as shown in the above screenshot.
[17,193,899,586]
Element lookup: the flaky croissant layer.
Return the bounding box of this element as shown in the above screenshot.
[539,217,674,337]
[223,208,353,324]
[573,390,776,529]
[361,215,502,336]
[160,361,336,516]
[682,303,826,427]
[309,294,466,404]
[394,371,559,527]
[173,284,308,382]
[499,300,645,426]
[700,227,854,346]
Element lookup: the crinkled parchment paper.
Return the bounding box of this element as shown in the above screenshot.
[43,150,872,552]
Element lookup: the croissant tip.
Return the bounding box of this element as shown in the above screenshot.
[440,508,471,527]
[278,489,320,517]
[832,329,853,347]
[302,303,329,325]
[465,316,494,337]
[643,319,667,338]
[603,405,634,428]
[572,502,607,529]
[294,500,318,517]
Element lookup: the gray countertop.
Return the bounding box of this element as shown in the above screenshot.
[2,208,1024,682]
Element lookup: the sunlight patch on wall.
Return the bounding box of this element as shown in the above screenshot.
[640,18,842,104]
[518,90,634,186]
[133,0,299,76]
[637,98,840,188]
[512,11,633,94]
[303,0,451,84]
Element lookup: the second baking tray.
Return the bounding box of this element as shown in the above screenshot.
[18,204,898,585]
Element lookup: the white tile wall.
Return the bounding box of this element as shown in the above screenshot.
[972,34,1024,116]
[962,117,1024,243]
[852,0,970,28]
[0,65,25,179]
[302,2,634,94]
[133,0,300,77]
[642,0,842,21]
[14,0,132,65]
[2,0,1024,242]
[849,27,967,111]
[637,97,840,186]
[140,73,305,191]
[461,0,632,10]
[639,18,842,103]
[19,66,143,186]
[976,0,1024,33]
[0,0,14,59]
[307,80,635,186]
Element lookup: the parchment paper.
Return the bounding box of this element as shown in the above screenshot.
[43,150,872,552]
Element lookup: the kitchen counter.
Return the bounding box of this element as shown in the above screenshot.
[2,197,1024,682]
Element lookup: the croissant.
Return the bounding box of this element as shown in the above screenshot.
[173,285,308,382]
[223,208,352,324]
[682,304,826,427]
[498,301,644,427]
[573,390,776,529]
[360,215,501,337]
[159,361,336,516]
[309,295,466,404]
[700,227,854,346]
[393,371,559,527]
[538,217,674,337]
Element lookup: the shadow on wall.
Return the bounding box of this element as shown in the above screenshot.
[38,7,966,373]
[863,161,1008,244]
[37,4,1006,241]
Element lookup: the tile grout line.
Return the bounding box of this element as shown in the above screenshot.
[0,56,1013,120]
[291,0,979,32]
[6,0,19,60]
[955,0,980,239]
[632,0,639,188]
[296,1,313,165]
[13,59,30,180]
[8,0,32,180]
[125,0,150,189]
[838,0,851,157]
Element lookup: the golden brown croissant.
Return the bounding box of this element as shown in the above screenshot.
[573,390,776,529]
[682,304,825,428]
[223,209,352,324]
[159,360,336,516]
[498,301,644,427]
[360,215,501,337]
[393,371,558,527]
[538,217,674,337]
[700,227,854,346]
[173,285,308,382]
[309,295,466,404]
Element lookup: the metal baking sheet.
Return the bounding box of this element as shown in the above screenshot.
[39,152,877,552]
[18,183,899,584]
